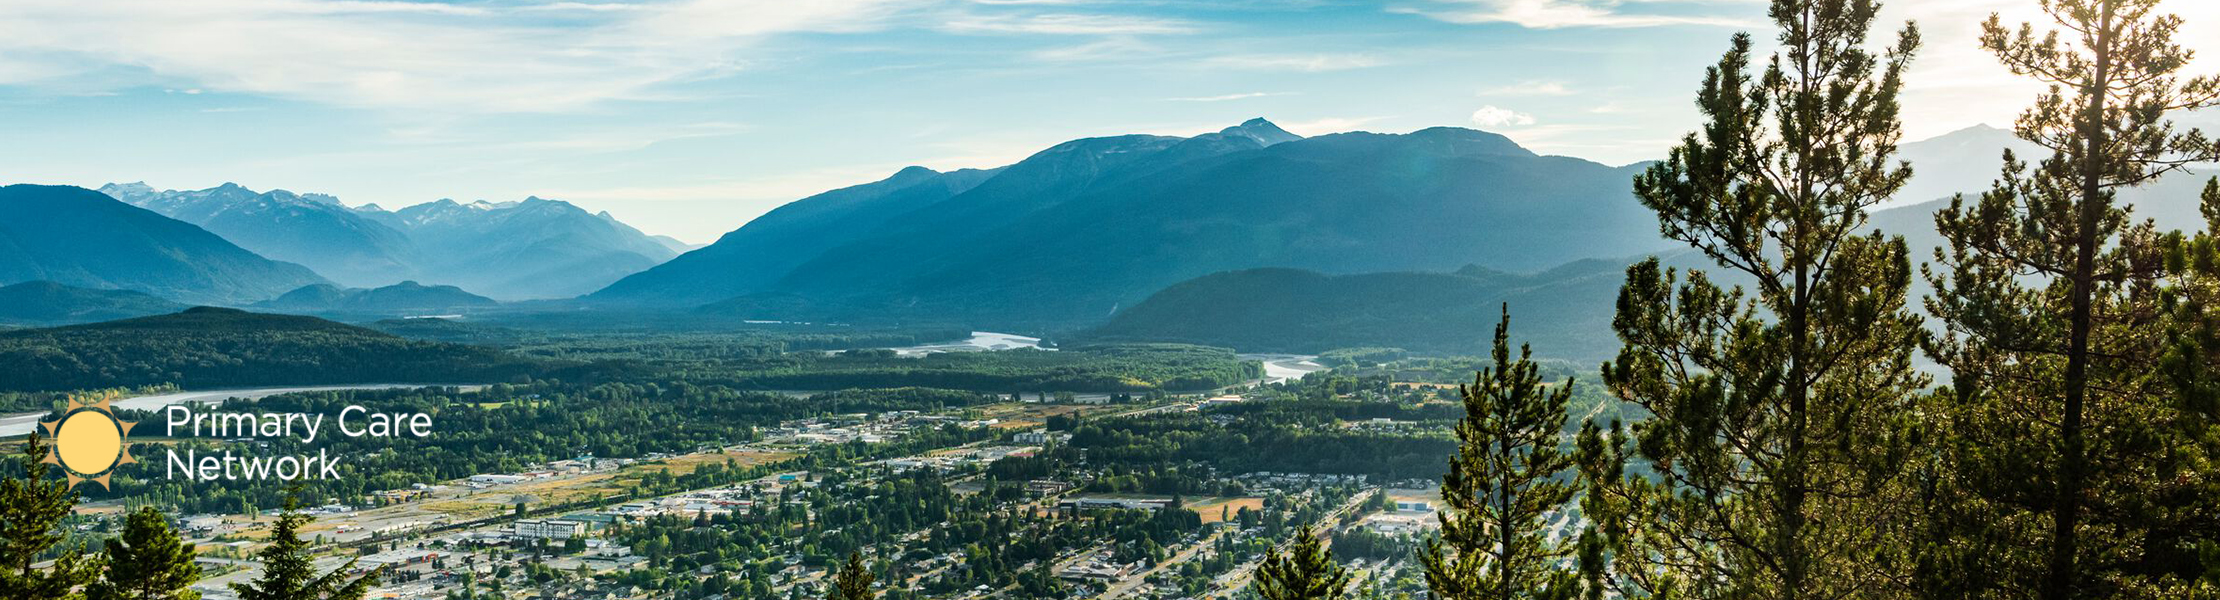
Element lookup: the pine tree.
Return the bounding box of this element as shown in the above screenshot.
[2154,179,2220,593]
[1577,0,1930,598]
[1256,526,1349,600]
[829,551,874,600]
[0,434,98,600]
[1921,1,2220,598]
[231,497,380,600]
[88,507,201,600]
[1422,306,1580,600]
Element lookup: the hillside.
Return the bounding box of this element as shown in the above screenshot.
[1090,162,2216,362]
[598,166,1000,301]
[0,307,543,391]
[255,281,500,315]
[1086,261,1632,362]
[0,281,187,326]
[0,184,329,305]
[592,119,1669,326]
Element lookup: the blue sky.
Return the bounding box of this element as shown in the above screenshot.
[2,0,2216,242]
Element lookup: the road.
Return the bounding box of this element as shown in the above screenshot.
[1100,528,1232,599]
[1207,487,1379,598]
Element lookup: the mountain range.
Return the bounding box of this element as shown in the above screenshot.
[0,184,329,305]
[13,119,2211,356]
[99,183,678,300]
[1088,124,2216,359]
[591,118,1674,326]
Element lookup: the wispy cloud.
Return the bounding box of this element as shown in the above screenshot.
[1395,0,1756,29]
[518,2,652,12]
[0,0,926,113]
[1203,54,1384,72]
[1480,80,1573,96]
[940,13,1201,35]
[1163,92,1295,102]
[1029,37,1163,62]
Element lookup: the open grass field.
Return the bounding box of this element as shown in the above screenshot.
[1387,487,1442,506]
[970,402,1093,430]
[655,448,798,475]
[1189,496,1267,523]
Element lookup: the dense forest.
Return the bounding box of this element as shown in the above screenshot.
[668,345,1263,393]
[0,308,548,392]
[0,309,1257,395]
[368,318,974,360]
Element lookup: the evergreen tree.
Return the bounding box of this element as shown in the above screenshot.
[0,434,98,600]
[88,507,201,600]
[1256,526,1349,600]
[829,551,875,600]
[1578,0,1930,598]
[2156,178,2220,592]
[1921,1,2220,598]
[231,497,380,600]
[1422,306,1580,600]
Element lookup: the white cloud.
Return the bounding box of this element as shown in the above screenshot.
[1203,54,1384,72]
[1163,92,1294,102]
[1396,0,1755,29]
[0,0,926,113]
[1471,105,1536,128]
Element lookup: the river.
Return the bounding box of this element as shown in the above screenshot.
[1242,354,1328,385]
[0,384,486,438]
[844,331,1050,356]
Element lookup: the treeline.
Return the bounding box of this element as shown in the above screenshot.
[1052,400,1459,484]
[367,318,974,361]
[0,384,177,414]
[0,308,1254,395]
[666,344,1263,393]
[0,308,550,392]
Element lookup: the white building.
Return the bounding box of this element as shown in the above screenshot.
[512,519,588,541]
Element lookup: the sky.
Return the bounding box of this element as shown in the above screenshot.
[2,0,2217,243]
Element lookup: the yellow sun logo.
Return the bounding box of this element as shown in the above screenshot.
[38,392,137,490]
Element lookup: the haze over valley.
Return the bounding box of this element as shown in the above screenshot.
[2,2,2218,599]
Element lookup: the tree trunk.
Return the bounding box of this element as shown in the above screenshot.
[2046,3,2114,599]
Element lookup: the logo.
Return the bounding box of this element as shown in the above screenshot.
[39,393,138,490]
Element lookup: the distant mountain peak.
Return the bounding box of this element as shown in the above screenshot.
[97,181,156,197]
[891,165,941,182]
[1405,127,1536,157]
[1219,118,1302,147]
